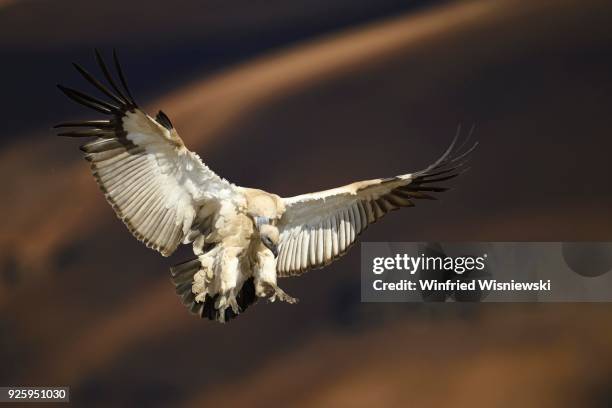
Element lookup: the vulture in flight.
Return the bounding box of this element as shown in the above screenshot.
[56,51,476,323]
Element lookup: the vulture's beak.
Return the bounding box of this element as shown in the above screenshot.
[264,241,279,258]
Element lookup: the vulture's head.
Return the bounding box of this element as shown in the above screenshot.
[256,221,280,258]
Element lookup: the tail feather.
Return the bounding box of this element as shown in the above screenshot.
[169,257,258,323]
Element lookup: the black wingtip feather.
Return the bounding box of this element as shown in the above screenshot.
[93,48,137,109]
[72,61,127,106]
[57,84,116,114]
[417,186,450,192]
[419,173,460,184]
[156,110,173,130]
[112,49,137,106]
[56,49,145,140]
[54,120,113,129]
[57,129,115,138]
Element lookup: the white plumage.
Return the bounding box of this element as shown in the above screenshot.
[56,50,476,323]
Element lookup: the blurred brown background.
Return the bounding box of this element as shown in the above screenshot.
[1,0,612,406]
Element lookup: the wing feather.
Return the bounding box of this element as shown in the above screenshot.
[277,130,476,276]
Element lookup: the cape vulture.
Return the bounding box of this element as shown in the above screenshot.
[56,51,476,323]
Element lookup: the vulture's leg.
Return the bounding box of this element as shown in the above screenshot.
[192,249,217,303]
[267,284,299,304]
[214,246,245,317]
[253,251,299,304]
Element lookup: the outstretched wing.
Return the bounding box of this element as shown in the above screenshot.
[276,131,476,276]
[56,50,239,256]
